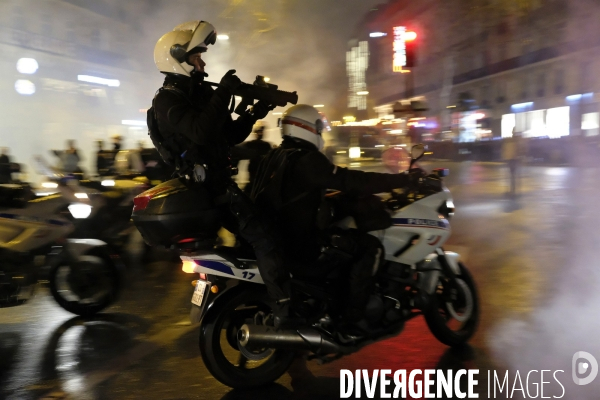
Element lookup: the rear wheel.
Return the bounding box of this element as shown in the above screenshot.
[49,251,119,317]
[424,262,479,347]
[199,288,295,389]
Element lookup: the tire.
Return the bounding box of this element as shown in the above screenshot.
[199,287,295,389]
[49,250,120,317]
[424,262,479,347]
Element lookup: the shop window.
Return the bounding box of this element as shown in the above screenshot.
[546,106,570,138]
[582,112,599,136]
[501,113,516,138]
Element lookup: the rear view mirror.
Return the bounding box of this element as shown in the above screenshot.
[411,144,425,160]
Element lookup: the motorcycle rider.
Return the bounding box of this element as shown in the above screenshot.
[151,21,294,326]
[251,105,416,334]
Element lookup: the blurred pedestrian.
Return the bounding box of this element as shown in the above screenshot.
[53,140,82,175]
[502,129,526,197]
[232,123,273,193]
[247,124,273,175]
[111,134,123,151]
[0,147,12,183]
[95,140,111,176]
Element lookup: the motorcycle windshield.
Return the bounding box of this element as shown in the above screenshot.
[381,147,412,173]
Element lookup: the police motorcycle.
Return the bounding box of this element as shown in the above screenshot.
[131,143,479,388]
[38,154,150,252]
[0,165,129,316]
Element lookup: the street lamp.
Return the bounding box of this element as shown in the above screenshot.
[357,91,369,95]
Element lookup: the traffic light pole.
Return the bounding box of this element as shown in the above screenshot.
[405,68,414,99]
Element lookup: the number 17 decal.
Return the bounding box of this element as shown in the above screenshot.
[241,271,255,280]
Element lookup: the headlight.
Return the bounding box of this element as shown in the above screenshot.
[438,199,455,219]
[349,147,361,159]
[68,203,92,219]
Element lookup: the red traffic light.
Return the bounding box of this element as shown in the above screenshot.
[405,31,417,41]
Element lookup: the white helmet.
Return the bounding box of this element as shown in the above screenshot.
[281,104,325,150]
[154,20,217,77]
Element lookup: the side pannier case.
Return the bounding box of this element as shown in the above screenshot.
[131,178,221,248]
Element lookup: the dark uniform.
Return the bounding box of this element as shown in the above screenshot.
[0,153,11,183]
[243,136,272,181]
[253,137,413,322]
[231,133,272,194]
[153,73,290,304]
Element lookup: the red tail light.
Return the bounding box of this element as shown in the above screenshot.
[133,196,151,211]
[132,185,173,212]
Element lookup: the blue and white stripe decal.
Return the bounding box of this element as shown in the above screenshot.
[194,260,234,276]
[185,257,264,284]
[392,218,449,230]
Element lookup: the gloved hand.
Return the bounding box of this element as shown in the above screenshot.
[250,100,276,120]
[406,168,423,186]
[219,69,242,94]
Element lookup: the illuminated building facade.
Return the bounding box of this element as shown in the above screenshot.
[351,0,600,141]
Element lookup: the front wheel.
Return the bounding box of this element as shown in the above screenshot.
[424,262,479,347]
[49,250,120,317]
[199,287,295,389]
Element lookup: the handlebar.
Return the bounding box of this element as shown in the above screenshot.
[385,168,445,211]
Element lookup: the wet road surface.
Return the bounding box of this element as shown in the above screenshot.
[2,161,600,399]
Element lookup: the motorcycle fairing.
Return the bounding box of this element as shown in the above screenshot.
[181,255,264,284]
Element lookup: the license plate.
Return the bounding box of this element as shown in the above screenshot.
[191,280,208,306]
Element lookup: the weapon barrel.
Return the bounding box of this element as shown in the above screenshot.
[205,81,298,107]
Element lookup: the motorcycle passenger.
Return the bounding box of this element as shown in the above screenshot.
[251,105,416,334]
[151,21,293,327]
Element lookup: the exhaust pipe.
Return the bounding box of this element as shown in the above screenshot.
[238,324,340,354]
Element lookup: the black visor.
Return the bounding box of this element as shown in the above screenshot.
[315,119,324,135]
[204,31,217,46]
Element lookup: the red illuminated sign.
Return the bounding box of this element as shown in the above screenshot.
[393,27,417,71]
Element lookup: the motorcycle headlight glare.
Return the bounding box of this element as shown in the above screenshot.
[68,203,92,219]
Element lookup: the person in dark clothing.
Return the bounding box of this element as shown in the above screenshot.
[251,104,416,332]
[111,134,122,152]
[95,140,112,176]
[244,125,272,179]
[52,140,82,176]
[151,21,294,326]
[0,148,12,183]
[231,124,273,193]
